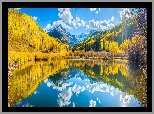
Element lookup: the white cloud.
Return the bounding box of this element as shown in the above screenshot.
[95,11,98,14]
[44,20,73,32]
[123,95,131,103]
[99,8,101,12]
[44,79,86,107]
[72,84,86,95]
[90,8,96,12]
[71,16,81,28]
[53,82,73,91]
[71,20,76,26]
[58,8,64,12]
[99,20,114,30]
[110,92,114,96]
[72,19,77,28]
[53,82,86,107]
[86,82,116,99]
[86,25,90,30]
[57,98,71,107]
[77,23,81,27]
[43,24,51,32]
[76,16,80,22]
[57,87,73,107]
[55,82,86,107]
[89,99,96,107]
[119,8,131,20]
[111,16,114,21]
[71,16,85,28]
[120,93,132,104]
[46,24,52,29]
[85,19,114,31]
[100,20,109,26]
[44,79,73,91]
[89,19,100,30]
[86,82,116,94]
[81,20,85,27]
[58,8,73,24]
[86,82,110,93]
[32,16,37,21]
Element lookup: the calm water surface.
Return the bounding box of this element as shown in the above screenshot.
[8,59,147,107]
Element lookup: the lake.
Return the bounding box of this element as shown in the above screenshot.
[8,59,147,107]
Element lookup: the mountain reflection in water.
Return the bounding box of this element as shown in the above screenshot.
[8,59,147,107]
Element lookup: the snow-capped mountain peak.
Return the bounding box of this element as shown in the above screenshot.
[47,25,98,46]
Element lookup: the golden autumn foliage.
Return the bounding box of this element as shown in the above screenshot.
[119,39,131,52]
[68,59,146,105]
[8,9,69,65]
[8,8,147,108]
[8,59,69,107]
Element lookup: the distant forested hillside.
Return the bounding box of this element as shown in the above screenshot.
[71,8,147,71]
[8,8,147,72]
[72,16,138,52]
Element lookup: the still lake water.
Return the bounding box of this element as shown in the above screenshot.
[8,59,147,107]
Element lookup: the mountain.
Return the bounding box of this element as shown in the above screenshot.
[47,26,98,46]
[8,9,69,65]
[72,17,138,52]
[74,29,99,42]
[48,66,94,86]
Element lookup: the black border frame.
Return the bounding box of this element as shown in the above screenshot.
[2,2,152,112]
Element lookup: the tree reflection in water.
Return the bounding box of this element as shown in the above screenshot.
[8,59,147,107]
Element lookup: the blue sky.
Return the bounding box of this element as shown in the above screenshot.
[15,8,133,35]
